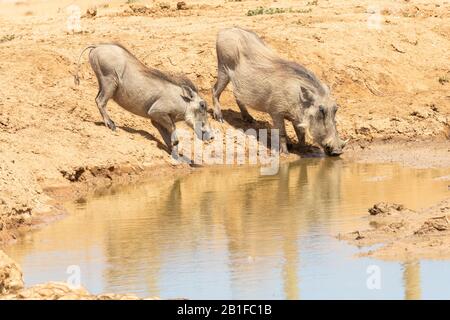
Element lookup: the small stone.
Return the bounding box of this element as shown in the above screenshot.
[177,1,187,10]
[369,202,405,216]
[0,250,24,295]
[86,6,97,18]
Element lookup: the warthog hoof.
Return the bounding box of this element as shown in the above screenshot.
[213,110,224,123]
[242,114,255,123]
[106,120,116,131]
[280,144,289,154]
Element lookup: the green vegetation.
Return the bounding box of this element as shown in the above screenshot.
[246,7,312,16]
[0,34,15,44]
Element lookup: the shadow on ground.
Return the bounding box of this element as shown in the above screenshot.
[219,109,325,158]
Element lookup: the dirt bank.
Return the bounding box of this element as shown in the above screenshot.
[340,198,450,260]
[0,0,449,256]
[0,249,156,299]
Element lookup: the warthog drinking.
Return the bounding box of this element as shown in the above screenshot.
[74,43,213,153]
[212,27,347,156]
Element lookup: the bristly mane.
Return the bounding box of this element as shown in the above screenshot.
[232,29,327,96]
[111,43,198,93]
[274,59,326,95]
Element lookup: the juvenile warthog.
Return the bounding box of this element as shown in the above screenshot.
[74,43,213,153]
[212,27,347,156]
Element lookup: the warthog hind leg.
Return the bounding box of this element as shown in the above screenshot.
[95,77,117,131]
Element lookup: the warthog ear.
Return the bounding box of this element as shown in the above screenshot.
[181,85,195,101]
[299,87,315,108]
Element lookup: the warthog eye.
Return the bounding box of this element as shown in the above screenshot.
[318,105,326,117]
[199,101,207,111]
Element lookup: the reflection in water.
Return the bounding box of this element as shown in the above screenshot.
[4,159,450,299]
[282,220,300,300]
[403,261,421,300]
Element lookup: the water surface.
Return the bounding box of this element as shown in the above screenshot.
[5,159,450,299]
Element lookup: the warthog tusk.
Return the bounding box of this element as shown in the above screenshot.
[304,128,313,141]
[342,138,350,147]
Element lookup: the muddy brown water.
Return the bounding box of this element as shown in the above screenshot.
[4,159,450,299]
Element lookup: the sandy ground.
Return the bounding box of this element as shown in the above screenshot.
[345,139,450,168]
[0,0,449,298]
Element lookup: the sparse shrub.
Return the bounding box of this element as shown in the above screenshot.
[0,34,15,44]
[158,2,170,10]
[246,7,265,16]
[296,8,313,14]
[246,7,312,16]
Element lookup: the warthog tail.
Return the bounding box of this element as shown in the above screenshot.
[74,45,97,86]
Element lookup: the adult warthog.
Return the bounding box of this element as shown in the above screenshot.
[74,43,213,153]
[212,27,347,156]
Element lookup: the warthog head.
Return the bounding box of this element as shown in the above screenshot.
[298,87,348,156]
[181,86,214,141]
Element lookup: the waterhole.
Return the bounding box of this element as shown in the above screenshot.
[4,159,450,299]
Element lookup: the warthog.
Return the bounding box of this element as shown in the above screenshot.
[212,27,347,156]
[74,43,213,153]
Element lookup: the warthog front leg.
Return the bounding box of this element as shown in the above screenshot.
[271,114,289,154]
[148,110,178,153]
[235,98,255,123]
[95,77,117,131]
[212,67,229,123]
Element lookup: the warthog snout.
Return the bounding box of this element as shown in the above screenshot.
[324,138,349,157]
[202,129,214,141]
[194,121,214,141]
[203,121,214,141]
[324,145,343,157]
